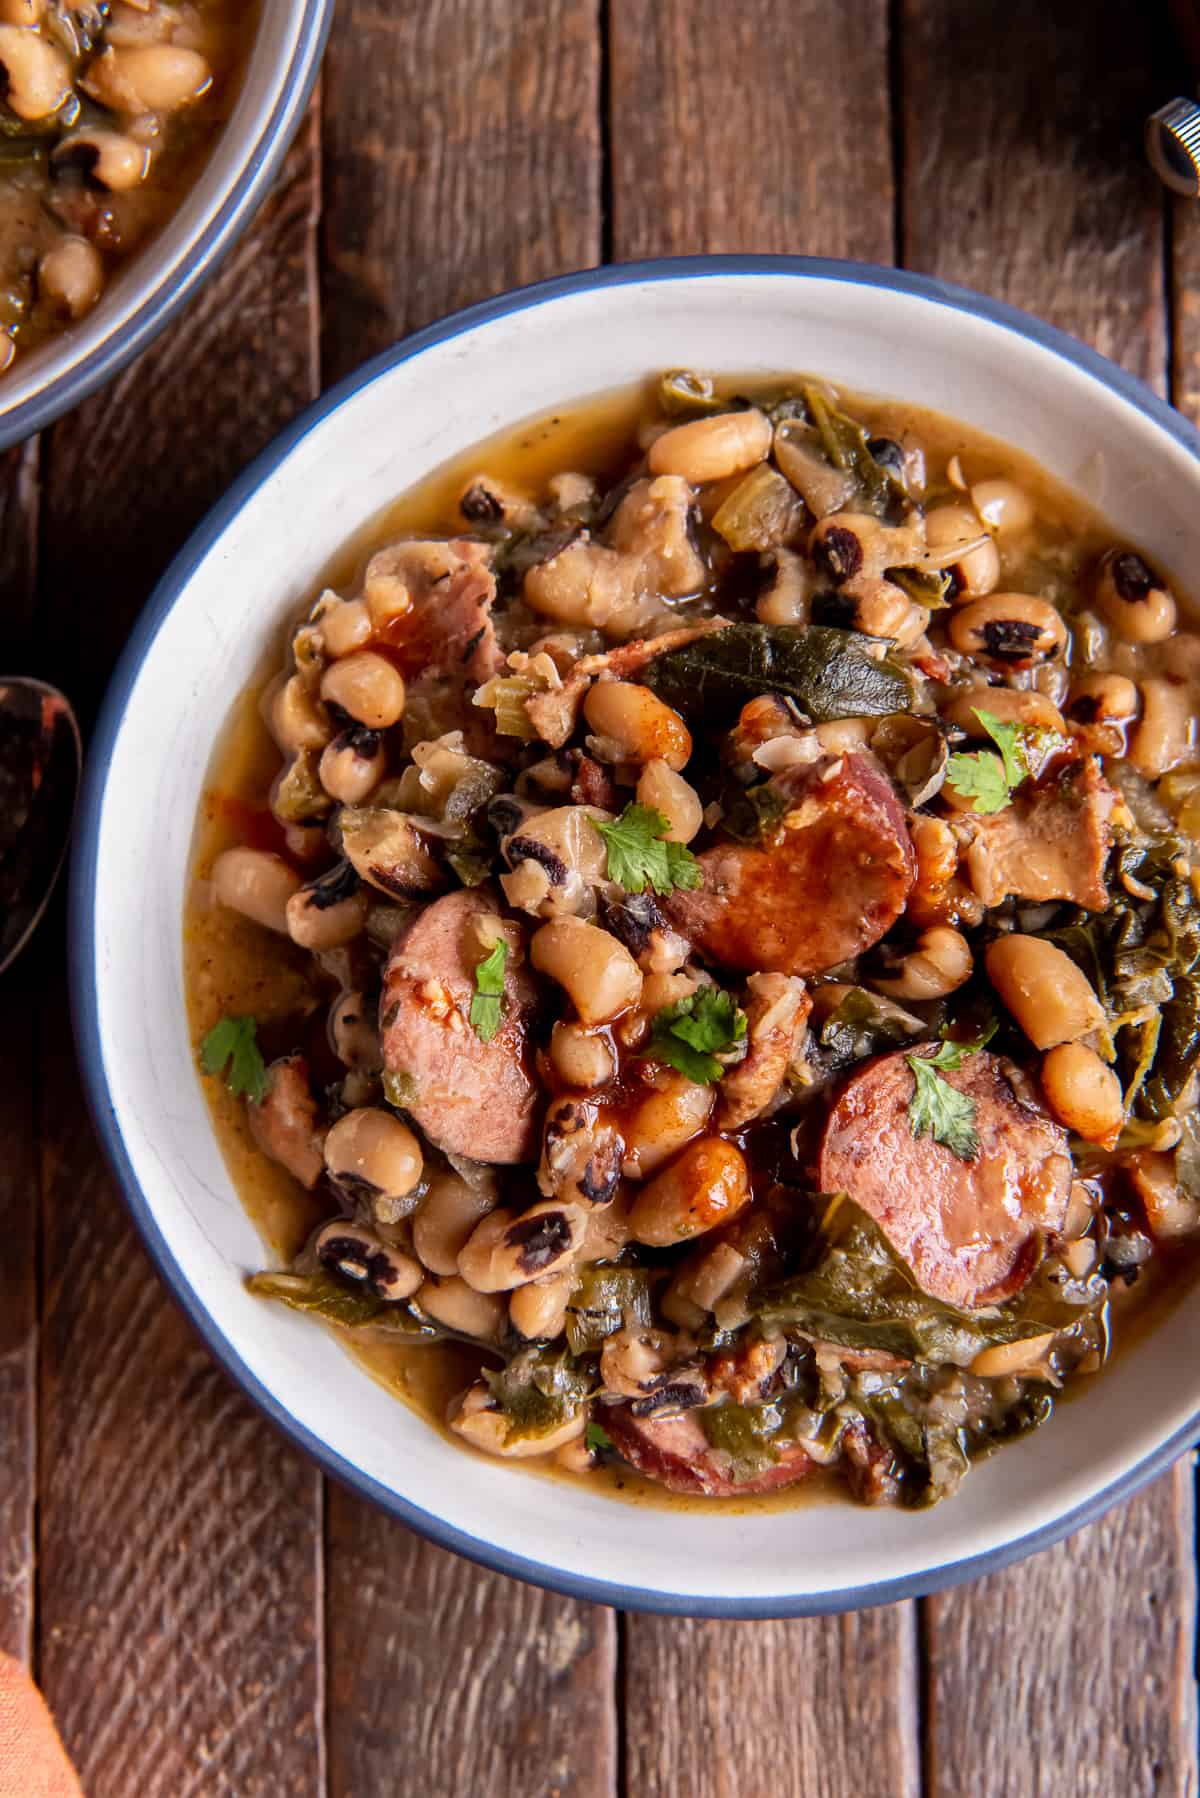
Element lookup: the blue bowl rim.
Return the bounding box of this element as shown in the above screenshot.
[0,0,334,451]
[70,254,1200,1620]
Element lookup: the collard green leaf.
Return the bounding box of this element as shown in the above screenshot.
[643,624,914,726]
[699,1401,785,1483]
[566,1265,654,1354]
[818,987,922,1071]
[248,1270,439,1338]
[483,1344,595,1442]
[751,1198,1068,1366]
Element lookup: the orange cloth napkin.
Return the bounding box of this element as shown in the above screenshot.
[0,1652,83,1798]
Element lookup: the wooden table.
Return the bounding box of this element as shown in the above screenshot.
[2,3,1199,1792]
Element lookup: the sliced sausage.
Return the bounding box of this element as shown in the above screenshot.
[666,753,915,975]
[604,1404,814,1498]
[817,1047,1072,1309]
[381,887,541,1164]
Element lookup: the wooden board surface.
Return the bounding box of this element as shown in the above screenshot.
[1,2,1198,1793]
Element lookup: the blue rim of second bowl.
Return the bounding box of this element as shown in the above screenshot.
[70,255,1200,1618]
[0,0,333,450]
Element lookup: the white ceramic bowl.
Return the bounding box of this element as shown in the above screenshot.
[0,0,331,449]
[72,259,1200,1616]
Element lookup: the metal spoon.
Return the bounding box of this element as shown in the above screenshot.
[0,677,80,975]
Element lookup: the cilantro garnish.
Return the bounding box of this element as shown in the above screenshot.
[592,803,703,896]
[199,1015,270,1103]
[904,1025,996,1163]
[944,707,1067,815]
[645,987,748,1085]
[470,939,508,1043]
[585,1421,614,1453]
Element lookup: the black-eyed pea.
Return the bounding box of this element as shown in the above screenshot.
[1066,671,1139,725]
[942,684,1066,735]
[320,650,405,730]
[1128,676,1195,777]
[635,759,702,843]
[1093,549,1177,644]
[620,1072,715,1179]
[212,846,301,934]
[83,44,212,112]
[457,1200,587,1292]
[809,512,894,583]
[1127,1151,1200,1240]
[449,1380,584,1454]
[969,478,1035,539]
[583,679,692,769]
[286,867,370,950]
[1040,1043,1123,1147]
[412,1172,498,1275]
[319,726,385,805]
[420,1280,506,1342]
[320,597,373,658]
[872,926,972,1002]
[924,501,999,597]
[948,593,1066,668]
[647,407,772,483]
[37,237,104,320]
[0,23,69,117]
[538,1094,624,1207]
[531,917,643,1023]
[328,991,382,1072]
[984,934,1104,1049]
[324,1107,423,1207]
[548,1021,616,1090]
[51,128,149,192]
[627,1137,751,1248]
[833,574,926,646]
[314,1220,422,1301]
[969,1333,1058,1378]
[508,1267,575,1341]
[268,673,333,754]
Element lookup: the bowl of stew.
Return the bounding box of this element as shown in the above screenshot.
[73,258,1200,1615]
[0,0,331,448]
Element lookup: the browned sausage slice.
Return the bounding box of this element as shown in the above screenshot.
[666,754,915,975]
[604,1405,814,1498]
[817,1048,1072,1309]
[381,887,541,1164]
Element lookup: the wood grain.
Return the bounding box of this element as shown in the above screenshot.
[623,1609,920,1798]
[326,1503,616,1797]
[0,439,40,1663]
[608,0,894,263]
[320,0,602,381]
[608,8,920,1795]
[34,114,327,1796]
[902,7,1199,1794]
[320,9,616,1797]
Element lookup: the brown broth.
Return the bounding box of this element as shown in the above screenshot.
[185,373,1200,1510]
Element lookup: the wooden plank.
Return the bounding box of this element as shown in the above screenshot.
[326,1503,617,1797]
[608,8,919,1794]
[34,112,327,1797]
[902,5,1198,1793]
[0,439,40,1663]
[609,0,894,263]
[320,0,604,380]
[623,1610,920,1798]
[320,8,616,1796]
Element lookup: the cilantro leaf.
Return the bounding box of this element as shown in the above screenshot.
[592,803,702,896]
[944,749,1011,814]
[645,987,748,1084]
[199,1015,270,1104]
[972,708,1028,787]
[904,1027,996,1162]
[585,1421,614,1453]
[470,939,508,1042]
